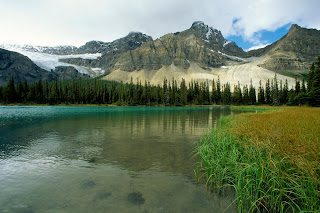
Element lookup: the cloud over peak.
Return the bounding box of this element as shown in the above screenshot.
[0,0,319,49]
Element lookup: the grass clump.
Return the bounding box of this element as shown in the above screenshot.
[231,105,282,112]
[195,107,320,212]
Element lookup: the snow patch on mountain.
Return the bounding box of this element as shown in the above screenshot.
[206,28,213,40]
[0,44,102,77]
[223,40,232,47]
[217,51,249,62]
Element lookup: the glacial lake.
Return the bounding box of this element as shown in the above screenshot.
[0,106,240,213]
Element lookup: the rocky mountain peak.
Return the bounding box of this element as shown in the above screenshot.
[122,32,153,50]
[189,21,245,57]
[289,24,302,31]
[67,32,153,55]
[254,24,320,78]
[127,31,152,40]
[77,40,108,54]
[190,21,225,44]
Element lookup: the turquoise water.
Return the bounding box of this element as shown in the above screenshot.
[0,106,237,213]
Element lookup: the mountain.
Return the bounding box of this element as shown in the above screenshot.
[83,32,153,56]
[8,31,153,56]
[0,48,89,86]
[248,24,320,78]
[0,32,152,78]
[88,22,298,88]
[62,21,248,73]
[190,21,246,57]
[95,22,318,88]
[1,22,319,89]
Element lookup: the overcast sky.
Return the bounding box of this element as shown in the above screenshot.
[1,0,319,50]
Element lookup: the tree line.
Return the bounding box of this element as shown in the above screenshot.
[1,57,319,106]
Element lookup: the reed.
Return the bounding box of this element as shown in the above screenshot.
[195,107,320,212]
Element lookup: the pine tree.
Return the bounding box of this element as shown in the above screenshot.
[301,78,306,93]
[204,80,210,104]
[272,75,279,105]
[233,82,242,105]
[5,76,16,103]
[249,79,256,105]
[281,80,288,104]
[242,85,249,105]
[35,79,44,103]
[295,77,301,95]
[258,80,265,104]
[265,79,271,104]
[211,79,216,104]
[223,83,231,105]
[180,78,187,105]
[216,77,221,104]
[307,63,315,92]
[23,80,29,103]
[309,56,320,106]
[17,81,23,103]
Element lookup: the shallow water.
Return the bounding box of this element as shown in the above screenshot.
[0,106,238,213]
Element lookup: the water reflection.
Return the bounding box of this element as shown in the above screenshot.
[0,106,237,213]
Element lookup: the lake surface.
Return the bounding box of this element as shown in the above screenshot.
[0,106,238,213]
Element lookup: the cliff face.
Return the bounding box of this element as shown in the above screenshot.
[52,66,90,80]
[0,48,54,86]
[250,24,320,78]
[190,21,246,57]
[0,49,89,86]
[0,32,152,57]
[2,22,319,87]
[61,22,320,84]
[61,22,244,73]
[111,31,226,72]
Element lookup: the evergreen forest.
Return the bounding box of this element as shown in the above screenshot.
[1,57,319,107]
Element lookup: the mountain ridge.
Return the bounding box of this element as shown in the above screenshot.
[0,48,89,86]
[1,21,319,88]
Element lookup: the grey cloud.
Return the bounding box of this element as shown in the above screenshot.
[0,0,319,47]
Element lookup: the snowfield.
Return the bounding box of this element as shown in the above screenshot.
[1,44,296,89]
[0,44,103,77]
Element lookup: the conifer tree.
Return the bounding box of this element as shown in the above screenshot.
[307,63,315,92]
[211,79,217,104]
[5,76,16,103]
[281,80,288,104]
[242,85,249,105]
[301,78,306,93]
[216,77,221,104]
[295,78,301,95]
[180,78,187,105]
[17,81,23,103]
[258,80,265,104]
[233,82,242,105]
[223,83,231,105]
[265,79,271,104]
[309,56,320,106]
[272,75,279,105]
[249,80,256,105]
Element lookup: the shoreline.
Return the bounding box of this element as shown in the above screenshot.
[195,106,320,212]
[0,103,229,107]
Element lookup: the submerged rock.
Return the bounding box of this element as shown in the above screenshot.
[81,180,96,189]
[127,192,145,205]
[12,206,34,213]
[88,157,96,163]
[97,192,112,200]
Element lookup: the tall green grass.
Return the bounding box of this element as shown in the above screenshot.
[231,105,281,112]
[195,108,320,212]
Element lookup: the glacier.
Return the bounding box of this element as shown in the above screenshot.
[0,44,103,77]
